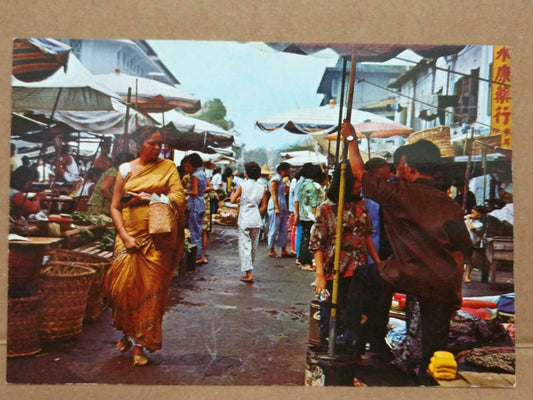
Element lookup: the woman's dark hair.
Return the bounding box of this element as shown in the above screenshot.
[187,153,203,168]
[222,167,233,179]
[299,163,313,179]
[113,152,135,167]
[245,162,261,180]
[132,125,160,145]
[326,163,359,203]
[214,167,221,174]
[277,162,291,174]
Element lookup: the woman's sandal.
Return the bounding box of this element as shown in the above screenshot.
[240,276,254,283]
[133,354,148,366]
[116,336,132,352]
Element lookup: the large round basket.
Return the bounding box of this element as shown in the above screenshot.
[7,296,42,357]
[38,262,95,341]
[8,246,46,298]
[47,249,112,322]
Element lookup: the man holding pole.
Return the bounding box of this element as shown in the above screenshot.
[341,120,472,384]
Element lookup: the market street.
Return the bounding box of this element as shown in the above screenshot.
[6,225,512,385]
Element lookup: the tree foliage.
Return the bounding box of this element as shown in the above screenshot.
[195,98,232,131]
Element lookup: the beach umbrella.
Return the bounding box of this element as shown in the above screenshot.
[12,38,71,83]
[94,72,201,114]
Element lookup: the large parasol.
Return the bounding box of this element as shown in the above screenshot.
[95,71,201,114]
[12,38,71,83]
[150,109,234,154]
[324,119,413,158]
[256,103,392,135]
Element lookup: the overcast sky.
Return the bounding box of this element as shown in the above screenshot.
[148,40,339,150]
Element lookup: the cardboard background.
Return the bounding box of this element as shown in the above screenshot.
[1,0,531,398]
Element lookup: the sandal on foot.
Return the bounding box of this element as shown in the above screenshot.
[117,336,132,352]
[133,354,148,366]
[240,276,254,283]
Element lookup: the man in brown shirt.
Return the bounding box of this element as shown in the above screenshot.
[341,121,472,384]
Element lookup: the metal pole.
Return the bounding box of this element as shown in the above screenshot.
[334,58,348,162]
[462,127,475,212]
[328,47,357,357]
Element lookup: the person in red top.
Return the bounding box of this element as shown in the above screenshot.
[341,120,472,384]
[309,164,379,354]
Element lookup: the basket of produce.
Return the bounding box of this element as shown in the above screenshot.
[38,262,95,341]
[7,296,42,357]
[213,202,239,226]
[47,249,112,322]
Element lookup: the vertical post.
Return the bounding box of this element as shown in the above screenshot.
[462,127,475,212]
[123,87,132,152]
[328,47,357,357]
[334,58,348,163]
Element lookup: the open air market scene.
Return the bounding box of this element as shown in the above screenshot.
[6,39,514,387]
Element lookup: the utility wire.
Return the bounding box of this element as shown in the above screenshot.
[357,78,508,135]
[346,49,511,88]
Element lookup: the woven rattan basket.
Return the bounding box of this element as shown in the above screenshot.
[48,249,112,322]
[148,202,177,235]
[407,126,455,158]
[8,246,46,298]
[7,296,42,357]
[38,262,95,341]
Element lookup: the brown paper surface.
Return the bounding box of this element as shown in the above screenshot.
[1,0,532,399]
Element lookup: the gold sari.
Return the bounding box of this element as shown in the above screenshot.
[105,158,185,351]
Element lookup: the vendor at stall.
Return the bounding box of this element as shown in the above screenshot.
[54,144,80,183]
[9,169,46,218]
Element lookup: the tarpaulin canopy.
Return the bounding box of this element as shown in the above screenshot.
[256,104,391,134]
[95,72,201,114]
[150,110,234,153]
[12,54,121,112]
[12,38,71,82]
[257,42,465,61]
[52,99,157,136]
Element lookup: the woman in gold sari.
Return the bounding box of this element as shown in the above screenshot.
[105,125,185,366]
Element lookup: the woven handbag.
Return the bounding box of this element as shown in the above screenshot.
[148,202,177,235]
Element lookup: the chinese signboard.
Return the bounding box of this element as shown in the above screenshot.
[491,45,512,149]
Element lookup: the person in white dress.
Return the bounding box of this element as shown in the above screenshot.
[231,162,268,283]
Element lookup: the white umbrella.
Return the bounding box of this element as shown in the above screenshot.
[256,103,393,135]
[95,71,201,114]
[12,54,121,112]
[150,109,234,153]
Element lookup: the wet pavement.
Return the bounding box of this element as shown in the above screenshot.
[6,225,513,385]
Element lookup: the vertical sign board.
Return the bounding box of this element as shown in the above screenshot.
[491,45,512,148]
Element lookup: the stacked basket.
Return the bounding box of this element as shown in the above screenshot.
[38,262,95,341]
[7,245,46,357]
[47,249,112,322]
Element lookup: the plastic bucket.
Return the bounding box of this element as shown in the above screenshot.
[308,300,321,345]
[304,345,358,386]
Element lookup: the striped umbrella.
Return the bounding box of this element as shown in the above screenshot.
[12,38,71,82]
